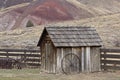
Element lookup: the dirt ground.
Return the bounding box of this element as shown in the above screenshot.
[0,69,120,80]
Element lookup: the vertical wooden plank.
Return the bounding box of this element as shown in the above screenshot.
[40,47,42,69]
[48,41,51,73]
[56,48,59,73]
[86,47,91,72]
[98,48,101,71]
[43,43,45,70]
[24,52,27,65]
[71,48,74,73]
[97,47,101,71]
[64,48,72,73]
[84,48,86,71]
[45,43,47,71]
[85,47,88,72]
[53,47,56,73]
[41,43,43,69]
[72,48,74,73]
[56,48,61,73]
[90,47,93,72]
[72,48,82,72]
[81,47,85,72]
[6,51,9,58]
[50,42,53,73]
[90,47,101,72]
[54,48,57,73]
[49,42,51,73]
[61,48,64,73]
[61,48,64,63]
[103,52,107,71]
[50,42,54,73]
[47,42,50,73]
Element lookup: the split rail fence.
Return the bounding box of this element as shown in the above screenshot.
[0,49,41,68]
[100,48,120,70]
[0,48,120,70]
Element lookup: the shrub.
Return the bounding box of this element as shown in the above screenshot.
[26,20,34,27]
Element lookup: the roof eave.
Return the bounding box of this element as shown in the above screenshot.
[37,28,46,46]
[55,45,102,48]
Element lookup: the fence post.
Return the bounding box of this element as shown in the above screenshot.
[103,52,107,71]
[24,51,27,67]
[6,51,9,58]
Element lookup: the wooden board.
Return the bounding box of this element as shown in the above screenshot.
[100,49,120,53]
[101,65,120,70]
[90,47,101,72]
[101,54,120,59]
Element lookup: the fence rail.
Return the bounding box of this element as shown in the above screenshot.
[100,48,120,53]
[0,49,41,68]
[100,48,120,70]
[0,49,40,52]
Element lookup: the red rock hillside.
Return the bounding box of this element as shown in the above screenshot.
[0,0,94,31]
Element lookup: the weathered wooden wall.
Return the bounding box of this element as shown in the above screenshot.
[82,47,101,72]
[90,47,101,72]
[40,32,101,73]
[43,47,101,73]
[40,33,57,73]
[56,48,81,73]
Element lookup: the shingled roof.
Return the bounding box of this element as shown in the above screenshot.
[37,26,102,47]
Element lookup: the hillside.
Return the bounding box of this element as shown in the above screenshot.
[0,0,93,31]
[67,0,120,15]
[0,13,120,49]
[78,0,120,14]
[0,0,33,9]
[1,0,120,31]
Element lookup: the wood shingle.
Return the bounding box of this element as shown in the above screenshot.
[37,26,102,47]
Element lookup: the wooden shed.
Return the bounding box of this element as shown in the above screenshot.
[37,26,102,74]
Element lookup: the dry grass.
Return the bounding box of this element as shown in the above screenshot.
[49,13,120,48]
[0,69,120,80]
[66,0,98,16]
[0,13,120,49]
[0,25,44,49]
[0,3,30,15]
[67,0,120,16]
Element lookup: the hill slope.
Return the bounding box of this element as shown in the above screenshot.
[1,0,120,31]
[0,13,120,49]
[78,0,120,14]
[0,0,33,8]
[70,0,120,15]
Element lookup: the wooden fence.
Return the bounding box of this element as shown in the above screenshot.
[0,49,41,68]
[100,48,120,70]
